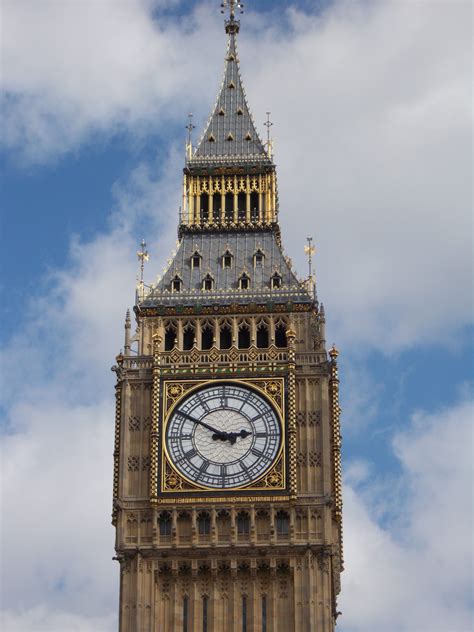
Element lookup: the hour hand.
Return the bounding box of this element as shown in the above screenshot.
[226,429,252,444]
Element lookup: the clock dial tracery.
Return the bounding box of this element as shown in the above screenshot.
[165,383,282,489]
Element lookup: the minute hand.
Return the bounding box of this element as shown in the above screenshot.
[179,411,225,436]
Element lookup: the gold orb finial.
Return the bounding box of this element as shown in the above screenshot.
[329,344,339,360]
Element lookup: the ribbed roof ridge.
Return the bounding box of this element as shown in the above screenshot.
[188,27,271,167]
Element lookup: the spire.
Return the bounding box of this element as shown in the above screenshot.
[188,1,271,168]
[124,309,131,356]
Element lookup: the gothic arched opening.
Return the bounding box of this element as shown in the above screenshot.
[164,323,177,351]
[183,323,195,350]
[225,192,233,222]
[237,192,246,221]
[256,322,269,348]
[197,512,211,536]
[238,324,250,349]
[212,193,221,222]
[158,511,172,537]
[237,511,250,535]
[216,510,231,541]
[200,193,209,224]
[220,323,232,349]
[250,192,259,220]
[275,323,287,348]
[276,510,289,536]
[201,323,214,350]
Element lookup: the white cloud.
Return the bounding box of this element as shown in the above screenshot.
[243,0,472,351]
[340,398,474,632]
[0,150,178,628]
[2,0,472,350]
[1,607,115,632]
[1,0,222,163]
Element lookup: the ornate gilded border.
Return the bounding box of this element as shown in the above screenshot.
[159,377,286,495]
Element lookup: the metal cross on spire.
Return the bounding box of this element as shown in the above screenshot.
[220,0,245,21]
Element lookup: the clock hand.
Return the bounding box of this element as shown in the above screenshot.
[226,429,252,445]
[179,411,226,437]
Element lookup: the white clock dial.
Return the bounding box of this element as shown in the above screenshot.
[165,383,282,489]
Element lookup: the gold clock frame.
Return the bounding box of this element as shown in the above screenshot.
[160,377,287,496]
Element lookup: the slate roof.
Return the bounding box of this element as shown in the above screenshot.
[187,22,272,170]
[140,230,312,308]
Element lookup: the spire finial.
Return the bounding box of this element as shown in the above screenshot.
[185,113,195,159]
[264,111,273,157]
[304,236,317,302]
[137,239,149,282]
[221,1,244,33]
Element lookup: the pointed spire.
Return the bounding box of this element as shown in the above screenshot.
[189,2,271,168]
[124,309,131,356]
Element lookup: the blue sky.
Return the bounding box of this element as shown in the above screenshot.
[1,1,472,631]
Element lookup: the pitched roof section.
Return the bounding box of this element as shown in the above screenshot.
[188,23,272,169]
[139,230,312,309]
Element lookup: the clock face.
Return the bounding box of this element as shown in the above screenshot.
[165,383,282,489]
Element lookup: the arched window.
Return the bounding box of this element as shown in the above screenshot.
[253,249,265,267]
[164,322,177,351]
[201,322,214,350]
[239,273,250,290]
[158,511,172,536]
[191,251,202,269]
[275,323,287,348]
[237,192,246,221]
[256,509,270,540]
[271,272,282,289]
[250,192,259,221]
[225,192,233,222]
[238,323,251,349]
[256,321,269,348]
[171,275,182,293]
[200,193,209,224]
[198,512,211,535]
[212,193,221,222]
[216,509,231,540]
[220,322,232,349]
[276,510,289,536]
[183,322,195,351]
[177,511,192,543]
[202,274,214,291]
[237,511,250,535]
[222,250,233,269]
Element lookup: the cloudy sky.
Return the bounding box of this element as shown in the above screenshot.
[1,1,472,631]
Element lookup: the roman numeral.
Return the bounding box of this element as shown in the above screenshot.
[251,448,267,459]
[180,448,197,461]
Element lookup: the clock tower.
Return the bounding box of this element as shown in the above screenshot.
[112,3,343,630]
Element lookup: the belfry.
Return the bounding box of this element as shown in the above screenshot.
[112,2,343,630]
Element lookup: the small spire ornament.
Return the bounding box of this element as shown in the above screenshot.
[185,113,195,159]
[220,0,244,20]
[136,239,149,303]
[137,239,149,284]
[264,111,273,157]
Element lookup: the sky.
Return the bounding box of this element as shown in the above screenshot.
[0,0,472,631]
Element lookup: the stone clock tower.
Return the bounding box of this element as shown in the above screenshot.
[112,3,343,630]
